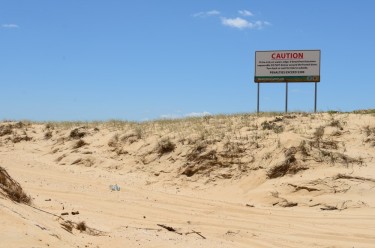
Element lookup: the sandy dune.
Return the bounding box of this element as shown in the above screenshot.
[1,112,375,247]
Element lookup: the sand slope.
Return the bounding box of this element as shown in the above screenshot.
[1,112,375,247]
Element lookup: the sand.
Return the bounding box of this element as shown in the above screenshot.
[1,112,375,247]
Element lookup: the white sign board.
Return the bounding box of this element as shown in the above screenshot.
[254,50,320,82]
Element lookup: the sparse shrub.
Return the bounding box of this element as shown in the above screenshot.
[298,140,309,156]
[12,134,32,143]
[0,125,13,136]
[223,140,245,154]
[157,138,176,155]
[69,127,86,139]
[329,120,343,130]
[120,130,140,144]
[267,147,307,178]
[134,127,143,139]
[328,110,340,115]
[76,221,87,232]
[353,109,375,115]
[263,152,272,160]
[0,166,31,204]
[61,221,74,233]
[44,131,53,140]
[44,122,56,130]
[318,150,363,167]
[73,139,87,149]
[261,121,284,134]
[186,142,207,161]
[363,126,375,137]
[108,133,119,147]
[313,126,325,140]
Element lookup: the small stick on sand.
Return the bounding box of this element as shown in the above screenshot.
[157,224,183,235]
[186,230,206,239]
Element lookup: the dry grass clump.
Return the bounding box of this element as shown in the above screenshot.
[108,133,119,147]
[60,220,87,232]
[267,147,307,179]
[261,118,284,134]
[60,220,74,233]
[363,125,375,147]
[44,131,53,140]
[363,125,375,137]
[318,150,363,167]
[60,220,105,236]
[0,122,32,143]
[313,126,325,140]
[69,127,87,139]
[73,139,87,149]
[352,109,375,115]
[0,125,13,136]
[328,120,343,130]
[223,140,245,158]
[76,221,87,232]
[0,166,31,204]
[157,137,176,155]
[120,130,142,144]
[11,134,32,143]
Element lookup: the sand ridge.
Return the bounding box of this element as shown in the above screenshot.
[1,112,375,247]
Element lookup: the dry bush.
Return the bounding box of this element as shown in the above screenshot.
[298,140,310,156]
[60,220,105,236]
[0,125,13,136]
[261,120,284,134]
[69,127,86,139]
[61,220,74,233]
[108,133,119,147]
[353,109,375,115]
[76,221,87,232]
[55,154,66,162]
[313,126,325,140]
[120,130,141,144]
[44,131,53,140]
[363,126,375,147]
[267,147,307,179]
[44,123,54,130]
[11,134,32,143]
[186,142,208,161]
[327,110,340,115]
[157,137,176,155]
[73,139,87,149]
[182,142,219,177]
[363,126,375,137]
[222,140,245,158]
[318,150,363,167]
[329,120,343,130]
[0,166,31,204]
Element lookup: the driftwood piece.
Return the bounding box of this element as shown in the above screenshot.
[157,224,182,235]
[124,226,162,231]
[321,205,338,211]
[186,230,206,239]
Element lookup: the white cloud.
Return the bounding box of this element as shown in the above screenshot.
[185,111,211,117]
[193,10,270,31]
[221,17,250,29]
[221,17,270,30]
[160,111,211,119]
[2,24,19,29]
[160,114,180,119]
[193,10,220,18]
[238,10,253,16]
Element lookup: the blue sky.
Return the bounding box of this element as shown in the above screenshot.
[1,1,374,121]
